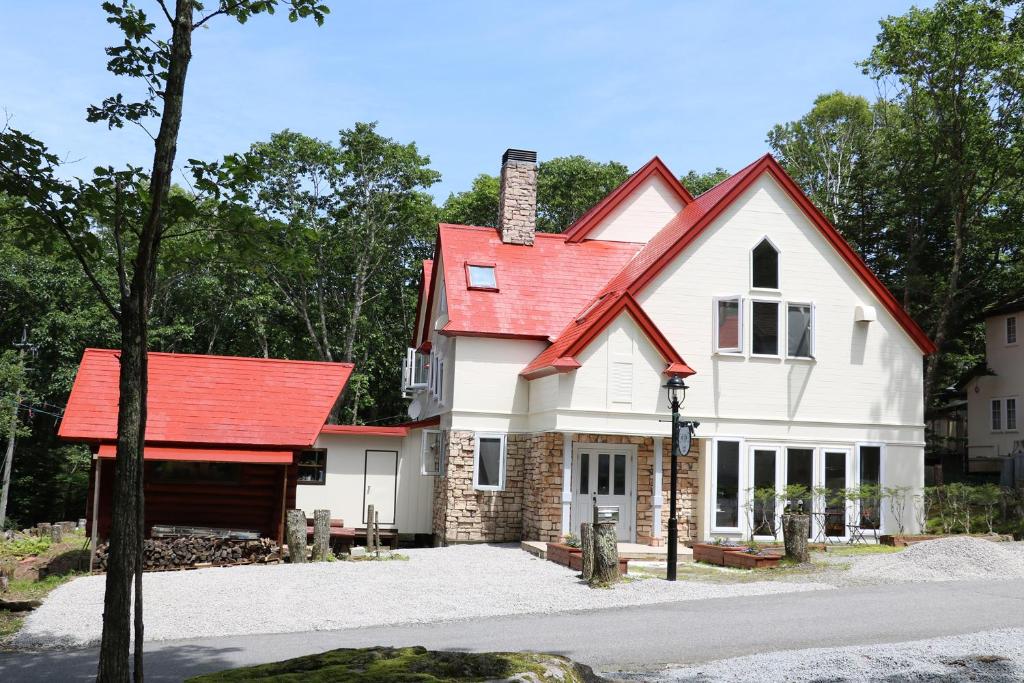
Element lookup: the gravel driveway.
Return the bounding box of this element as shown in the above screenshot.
[635,628,1024,681]
[14,544,828,649]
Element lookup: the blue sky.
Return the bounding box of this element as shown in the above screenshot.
[1,1,923,201]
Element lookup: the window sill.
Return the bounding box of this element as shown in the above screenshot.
[750,353,782,360]
[712,351,745,359]
[786,356,816,363]
[749,287,781,295]
[467,286,499,293]
[473,486,504,493]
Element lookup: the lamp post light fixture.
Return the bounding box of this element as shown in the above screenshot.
[663,374,696,582]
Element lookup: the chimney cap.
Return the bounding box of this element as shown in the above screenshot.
[502,149,537,164]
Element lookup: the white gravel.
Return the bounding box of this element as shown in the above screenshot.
[846,537,1024,583]
[13,545,829,649]
[635,628,1024,682]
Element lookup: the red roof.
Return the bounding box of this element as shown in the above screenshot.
[319,416,440,438]
[562,156,694,243]
[521,292,695,379]
[429,224,641,340]
[60,349,353,448]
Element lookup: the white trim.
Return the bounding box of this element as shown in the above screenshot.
[652,435,663,538]
[560,432,574,536]
[750,235,782,292]
[712,295,744,355]
[750,298,782,358]
[473,432,506,491]
[710,437,745,534]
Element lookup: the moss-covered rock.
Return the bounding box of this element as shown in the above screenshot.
[186,646,608,682]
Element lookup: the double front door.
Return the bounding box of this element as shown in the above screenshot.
[569,444,636,542]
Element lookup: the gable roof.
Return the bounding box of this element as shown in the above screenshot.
[60,349,353,448]
[521,292,695,379]
[425,224,641,340]
[562,156,694,243]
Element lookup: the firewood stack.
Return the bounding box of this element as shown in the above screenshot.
[93,536,282,571]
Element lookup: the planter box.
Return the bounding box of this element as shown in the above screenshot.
[692,543,749,566]
[567,552,629,575]
[546,542,582,568]
[723,552,782,569]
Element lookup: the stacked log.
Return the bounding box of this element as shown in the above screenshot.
[93,537,282,572]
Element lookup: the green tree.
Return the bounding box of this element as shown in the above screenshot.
[439,173,499,227]
[680,168,731,196]
[0,2,329,679]
[862,0,1024,404]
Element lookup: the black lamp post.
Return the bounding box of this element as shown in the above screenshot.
[664,374,688,581]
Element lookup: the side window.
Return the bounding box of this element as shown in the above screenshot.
[1008,316,1017,345]
[297,450,327,485]
[992,399,1002,432]
[1008,398,1018,431]
[714,297,742,353]
[751,238,779,289]
[421,429,445,476]
[713,440,741,529]
[473,433,506,491]
[786,303,814,358]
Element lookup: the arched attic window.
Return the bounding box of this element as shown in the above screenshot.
[751,238,779,290]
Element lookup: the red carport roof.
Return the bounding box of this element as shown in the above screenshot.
[97,444,294,464]
[60,349,353,448]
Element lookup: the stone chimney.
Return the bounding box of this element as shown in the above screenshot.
[498,149,537,245]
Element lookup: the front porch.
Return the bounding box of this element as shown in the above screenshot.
[431,430,704,547]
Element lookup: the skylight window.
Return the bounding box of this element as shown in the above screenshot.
[466,264,497,290]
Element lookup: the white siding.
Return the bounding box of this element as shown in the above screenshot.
[585,175,685,243]
[967,313,1024,459]
[449,336,547,432]
[295,432,433,535]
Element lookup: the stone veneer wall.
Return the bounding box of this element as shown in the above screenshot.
[432,431,528,544]
[657,437,701,544]
[521,433,563,542]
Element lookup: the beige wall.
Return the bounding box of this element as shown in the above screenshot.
[967,312,1023,459]
[296,432,434,535]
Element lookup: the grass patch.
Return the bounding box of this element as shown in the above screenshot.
[185,646,596,682]
[0,573,80,640]
[823,544,901,557]
[343,551,409,562]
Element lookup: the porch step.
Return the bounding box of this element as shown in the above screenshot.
[520,540,693,562]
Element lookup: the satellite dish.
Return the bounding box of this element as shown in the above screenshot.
[407,400,422,420]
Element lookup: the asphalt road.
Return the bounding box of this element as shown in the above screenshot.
[3,579,1024,682]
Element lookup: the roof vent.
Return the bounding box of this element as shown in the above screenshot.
[502,149,537,164]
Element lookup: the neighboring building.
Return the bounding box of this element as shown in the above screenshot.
[966,297,1024,472]
[404,149,935,545]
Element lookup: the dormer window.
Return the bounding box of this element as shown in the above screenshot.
[751,238,779,290]
[466,263,498,291]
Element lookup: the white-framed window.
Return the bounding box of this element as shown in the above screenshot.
[856,444,884,530]
[466,263,498,290]
[751,299,781,356]
[786,302,814,359]
[713,296,743,354]
[751,237,780,290]
[428,350,445,403]
[1007,316,1017,345]
[993,397,1018,432]
[402,348,429,393]
[421,429,446,476]
[711,438,743,532]
[473,432,506,491]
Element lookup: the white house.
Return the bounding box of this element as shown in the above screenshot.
[966,297,1023,471]
[298,148,935,546]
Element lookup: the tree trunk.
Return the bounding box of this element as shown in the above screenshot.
[366,504,376,553]
[580,522,594,581]
[312,509,330,561]
[50,524,63,544]
[286,509,307,563]
[782,514,810,564]
[590,521,619,586]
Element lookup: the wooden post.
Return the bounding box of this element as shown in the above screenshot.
[580,522,594,581]
[50,524,63,544]
[591,519,620,586]
[366,504,376,553]
[782,514,810,563]
[89,458,101,572]
[374,510,382,555]
[285,509,307,563]
[312,509,330,561]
